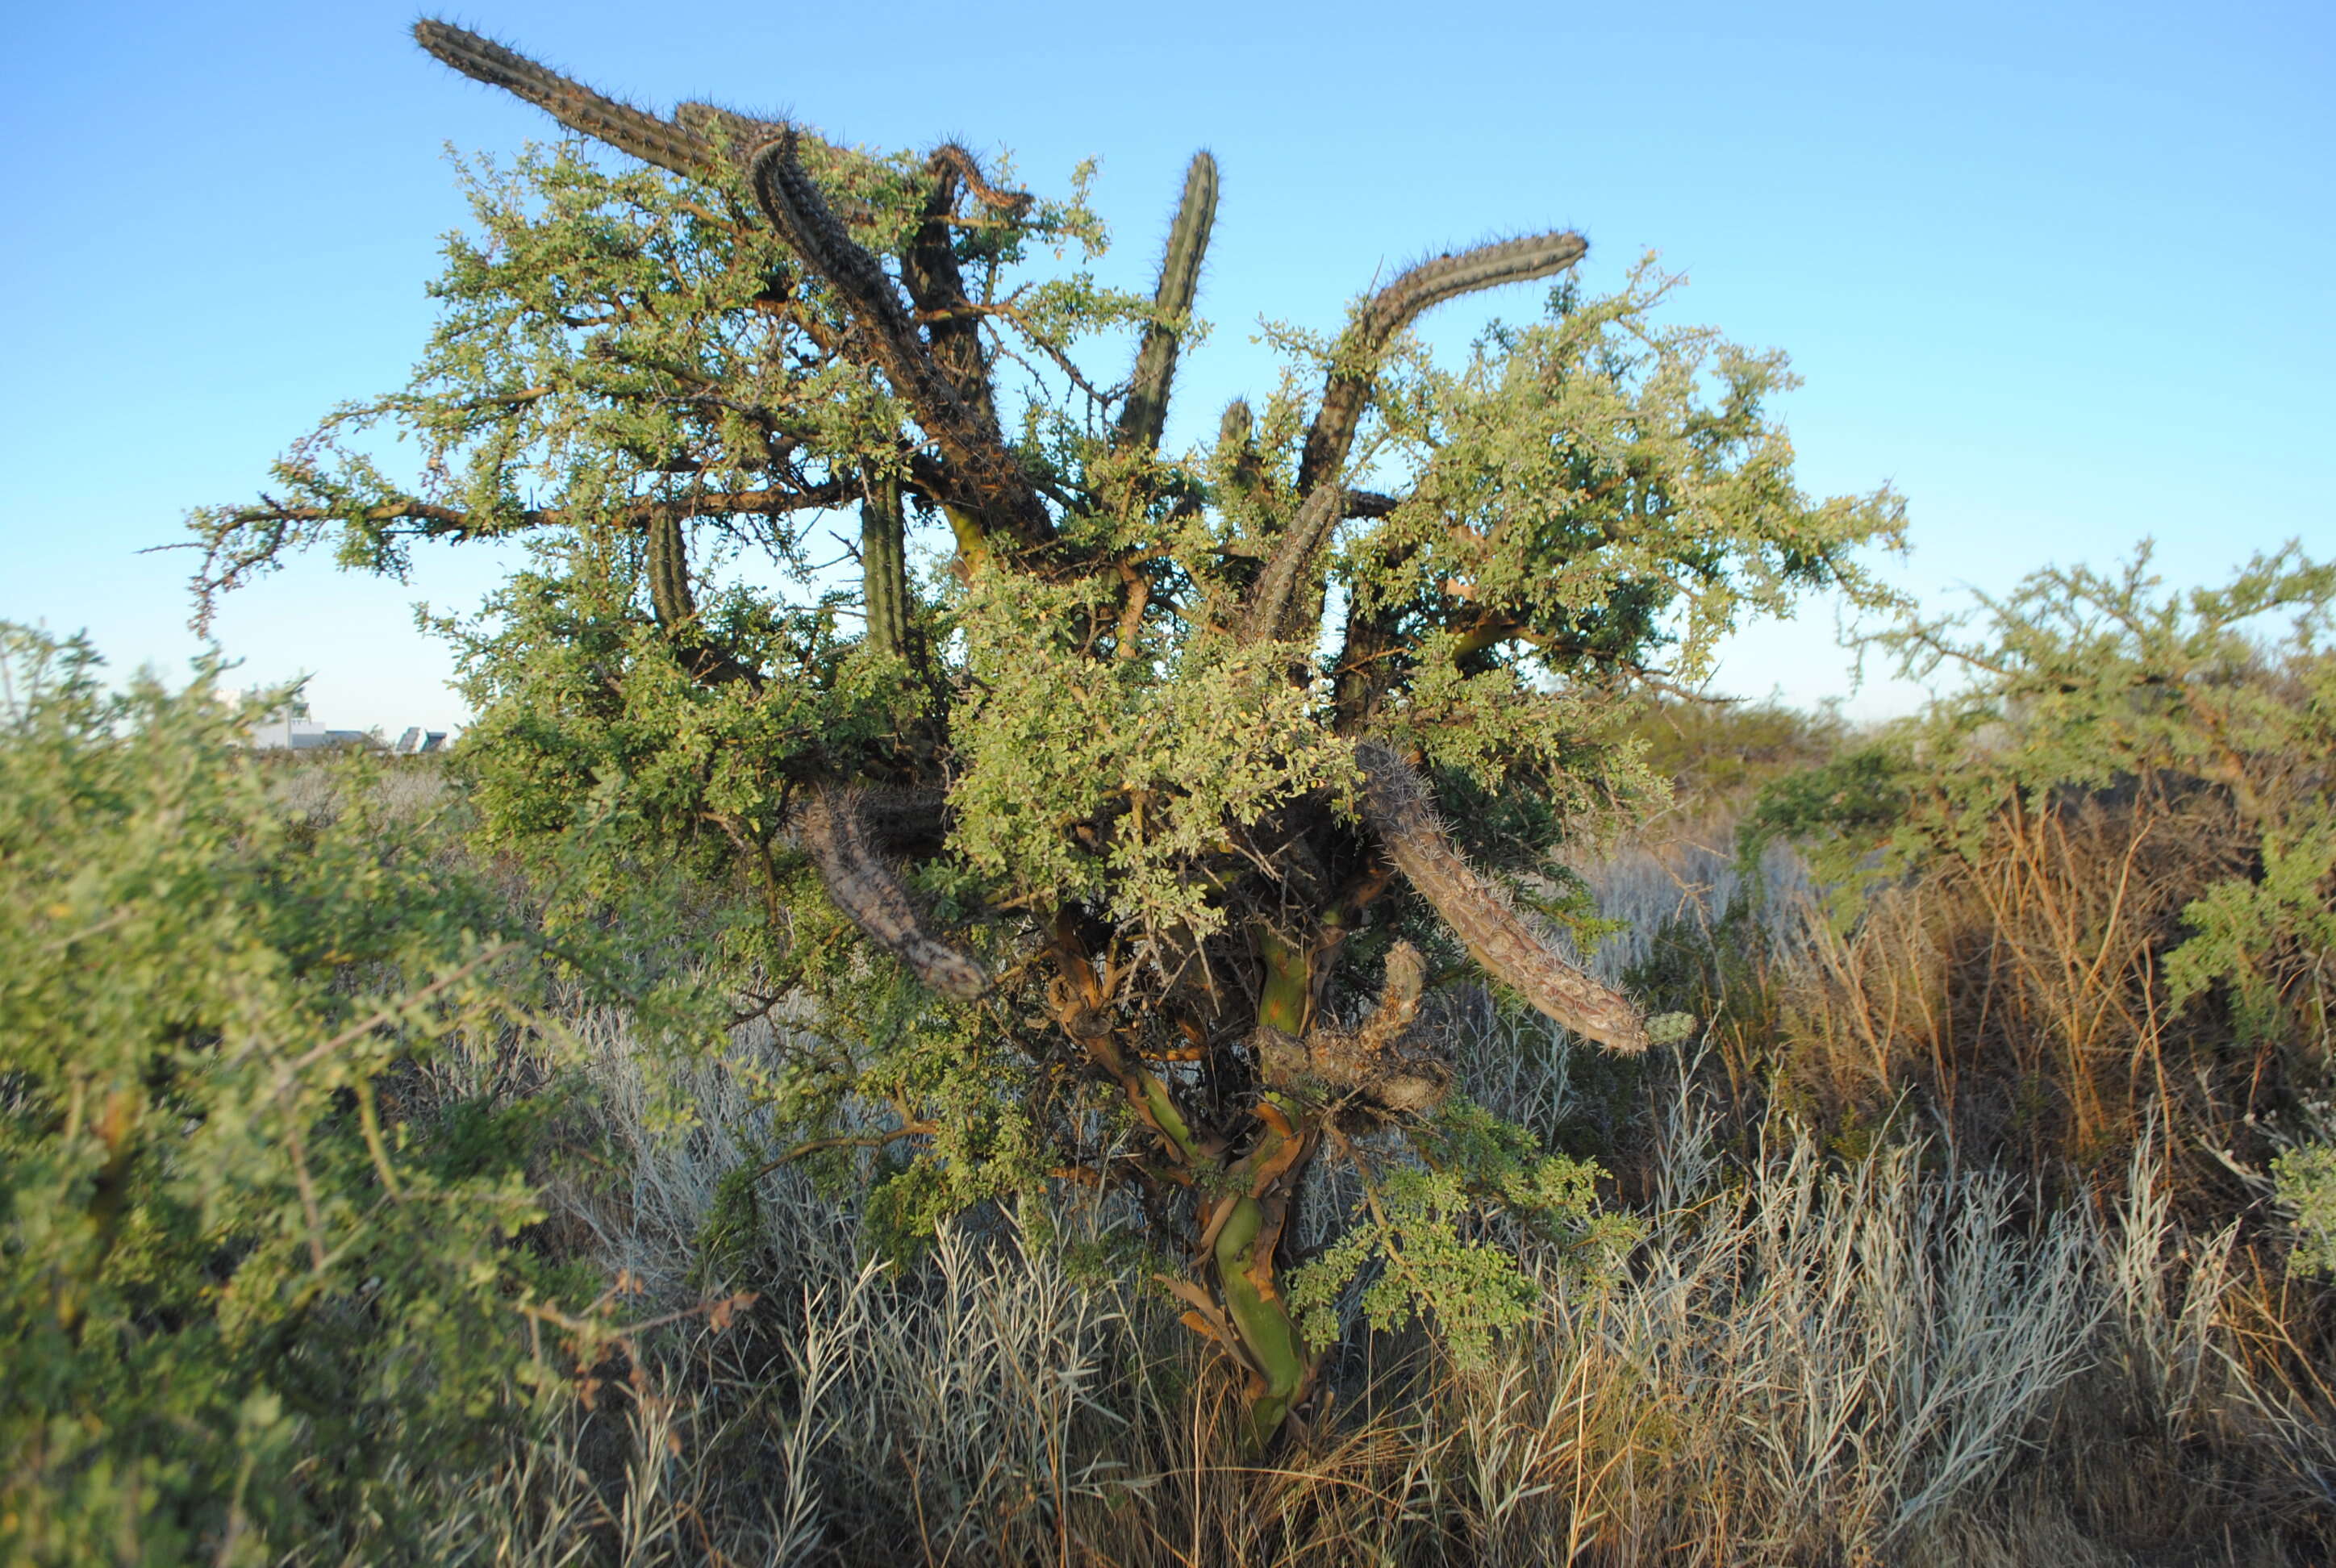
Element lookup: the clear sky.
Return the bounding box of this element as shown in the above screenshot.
[5,0,2330,733]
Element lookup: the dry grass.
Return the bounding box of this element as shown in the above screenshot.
[351,997,2335,1566]
[289,759,2336,1566]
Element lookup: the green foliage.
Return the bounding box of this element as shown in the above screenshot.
[0,626,647,1564]
[1289,1100,1635,1367]
[1749,543,2336,1040]
[1625,694,1854,813]
[2271,1142,2336,1276]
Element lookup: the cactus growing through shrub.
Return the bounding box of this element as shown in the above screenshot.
[188,21,1904,1442]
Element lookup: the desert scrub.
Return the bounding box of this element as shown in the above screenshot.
[188,21,1907,1437]
[0,626,704,1566]
[1734,546,2336,1207]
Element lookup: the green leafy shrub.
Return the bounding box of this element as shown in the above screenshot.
[0,627,641,1565]
[184,22,1906,1440]
[1731,546,2336,1195]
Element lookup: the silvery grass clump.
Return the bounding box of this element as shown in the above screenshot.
[397,989,2330,1566]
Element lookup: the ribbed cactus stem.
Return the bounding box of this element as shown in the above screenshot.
[794,788,988,1001]
[1354,744,1648,1053]
[748,137,1054,550]
[860,477,911,662]
[1114,152,1219,455]
[1238,482,1344,644]
[1355,940,1427,1054]
[645,515,694,627]
[1217,399,1263,497]
[412,21,715,179]
[1295,230,1587,497]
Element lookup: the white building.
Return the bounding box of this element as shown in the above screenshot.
[243,697,448,753]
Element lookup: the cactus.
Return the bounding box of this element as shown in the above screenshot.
[1238,232,1588,646]
[413,22,715,179]
[644,515,694,628]
[673,101,779,160]
[1354,744,1650,1053]
[792,788,988,1002]
[747,136,1055,551]
[1258,940,1452,1116]
[1115,152,1219,456]
[1295,231,1587,498]
[905,146,1016,429]
[860,476,912,664]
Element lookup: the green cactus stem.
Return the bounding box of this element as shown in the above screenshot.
[413,22,716,180]
[860,476,912,663]
[1295,231,1587,498]
[905,146,1012,428]
[1115,152,1219,456]
[1255,925,1313,1036]
[644,515,694,628]
[747,137,1055,552]
[1213,1191,1311,1447]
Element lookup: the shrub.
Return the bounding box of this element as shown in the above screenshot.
[1725,546,2336,1208]
[0,626,660,1564]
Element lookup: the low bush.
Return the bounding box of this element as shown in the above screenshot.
[0,627,693,1565]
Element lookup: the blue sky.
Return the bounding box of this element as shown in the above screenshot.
[5,0,2330,733]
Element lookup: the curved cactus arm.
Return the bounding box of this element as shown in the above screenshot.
[1115,152,1220,456]
[1236,489,1411,645]
[1354,743,1649,1053]
[903,145,1011,430]
[413,20,715,179]
[1354,940,1428,1053]
[1294,230,1587,498]
[1236,482,1344,644]
[749,136,1055,552]
[792,788,989,1001]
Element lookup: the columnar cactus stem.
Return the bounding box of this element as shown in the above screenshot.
[413,22,716,179]
[860,476,911,663]
[644,515,694,628]
[904,146,1016,428]
[1354,743,1649,1053]
[793,788,988,1001]
[1115,152,1220,456]
[747,136,1055,551]
[1295,231,1587,498]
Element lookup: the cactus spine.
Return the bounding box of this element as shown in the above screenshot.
[1115,152,1219,455]
[1354,744,1649,1053]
